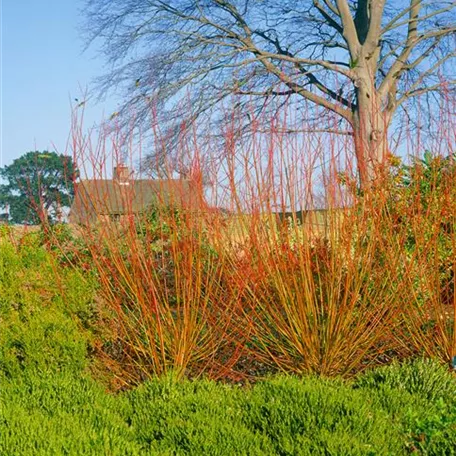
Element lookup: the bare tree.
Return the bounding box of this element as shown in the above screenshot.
[83,0,456,187]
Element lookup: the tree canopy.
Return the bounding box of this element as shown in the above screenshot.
[83,0,456,186]
[0,151,76,225]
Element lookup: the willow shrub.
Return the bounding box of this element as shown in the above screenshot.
[58,97,456,382]
[228,202,407,377]
[57,206,246,385]
[373,152,456,364]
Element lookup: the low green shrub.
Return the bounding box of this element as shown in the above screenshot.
[241,375,403,455]
[3,360,456,455]
[1,372,143,456]
[356,359,456,455]
[125,376,273,455]
[0,233,97,379]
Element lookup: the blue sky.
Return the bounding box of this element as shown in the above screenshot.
[1,0,117,168]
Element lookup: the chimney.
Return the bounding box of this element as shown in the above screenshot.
[114,165,131,185]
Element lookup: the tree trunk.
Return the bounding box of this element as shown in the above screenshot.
[352,81,393,190]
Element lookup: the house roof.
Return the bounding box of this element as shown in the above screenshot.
[70,178,201,223]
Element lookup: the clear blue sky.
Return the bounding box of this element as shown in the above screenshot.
[1,0,117,168]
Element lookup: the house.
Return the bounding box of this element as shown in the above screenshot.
[69,165,201,225]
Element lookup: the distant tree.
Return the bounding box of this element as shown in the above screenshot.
[0,151,76,225]
[83,0,455,188]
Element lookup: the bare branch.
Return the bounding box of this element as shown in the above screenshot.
[364,0,386,53]
[397,80,456,104]
[382,3,456,34]
[259,127,353,135]
[397,53,456,105]
[378,0,422,97]
[312,1,343,34]
[334,0,361,56]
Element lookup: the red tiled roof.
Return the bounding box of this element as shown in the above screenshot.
[69,178,201,223]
